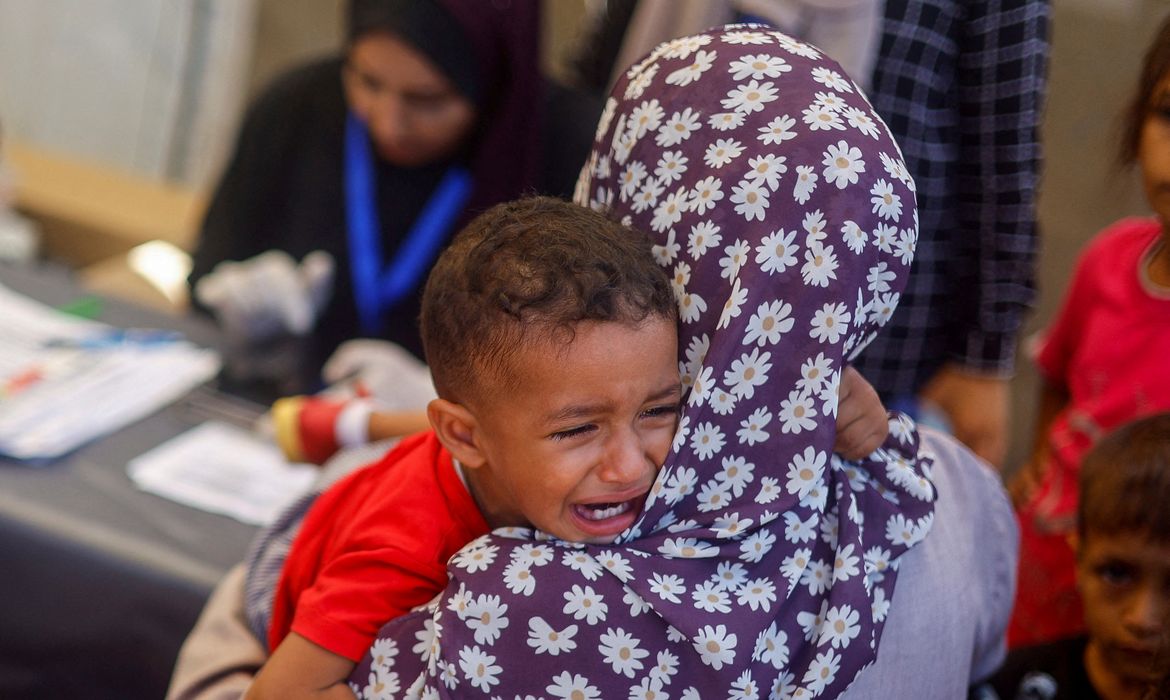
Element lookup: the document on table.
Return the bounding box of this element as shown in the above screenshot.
[0,282,221,460]
[129,421,317,526]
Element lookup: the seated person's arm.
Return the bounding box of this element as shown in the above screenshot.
[244,633,356,700]
[1007,377,1069,507]
[919,363,1011,469]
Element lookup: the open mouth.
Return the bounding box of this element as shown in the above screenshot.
[570,494,646,540]
[576,500,636,521]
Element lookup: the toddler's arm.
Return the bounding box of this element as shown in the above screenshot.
[273,395,429,465]
[244,633,356,700]
[834,366,888,460]
[367,409,431,442]
[280,369,887,463]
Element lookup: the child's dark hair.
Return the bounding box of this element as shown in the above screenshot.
[1121,13,1170,166]
[1078,413,1170,543]
[420,196,676,403]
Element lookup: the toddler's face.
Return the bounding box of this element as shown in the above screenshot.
[1078,529,1170,688]
[468,316,681,544]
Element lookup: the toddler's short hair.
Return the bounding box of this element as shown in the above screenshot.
[1078,413,1170,543]
[420,197,676,403]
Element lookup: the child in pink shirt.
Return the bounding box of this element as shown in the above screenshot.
[1008,15,1170,647]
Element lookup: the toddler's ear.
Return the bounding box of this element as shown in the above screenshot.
[428,398,488,469]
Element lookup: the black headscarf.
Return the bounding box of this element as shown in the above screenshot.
[347,0,480,103]
[345,0,544,223]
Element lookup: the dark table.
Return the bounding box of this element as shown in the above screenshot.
[0,262,269,699]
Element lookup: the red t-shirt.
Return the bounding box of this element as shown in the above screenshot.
[1031,217,1170,519]
[269,430,490,661]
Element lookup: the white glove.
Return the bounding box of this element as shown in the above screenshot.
[322,338,436,411]
[195,250,334,341]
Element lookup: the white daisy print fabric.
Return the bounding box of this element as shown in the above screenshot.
[351,25,936,699]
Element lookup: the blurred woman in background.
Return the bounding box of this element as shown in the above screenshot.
[189,0,597,392]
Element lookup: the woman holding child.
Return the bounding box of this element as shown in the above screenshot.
[347,24,1016,698]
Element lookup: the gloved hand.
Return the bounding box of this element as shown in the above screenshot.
[194,250,335,342]
[322,339,436,410]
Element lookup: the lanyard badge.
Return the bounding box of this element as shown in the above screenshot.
[344,113,473,335]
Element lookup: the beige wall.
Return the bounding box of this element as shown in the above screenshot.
[248,0,344,97]
[245,0,591,99]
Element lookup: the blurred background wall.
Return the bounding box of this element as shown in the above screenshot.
[0,0,1163,468]
[0,0,588,190]
[0,0,257,187]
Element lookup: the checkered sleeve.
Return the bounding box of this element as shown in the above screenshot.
[955,0,1050,374]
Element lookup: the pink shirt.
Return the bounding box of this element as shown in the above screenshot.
[1032,217,1170,518]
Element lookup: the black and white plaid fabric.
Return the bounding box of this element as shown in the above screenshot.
[851,0,1050,397]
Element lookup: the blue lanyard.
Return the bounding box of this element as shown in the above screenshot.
[344,113,473,335]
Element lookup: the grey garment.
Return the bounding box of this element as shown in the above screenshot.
[845,426,1019,696]
[242,489,317,644]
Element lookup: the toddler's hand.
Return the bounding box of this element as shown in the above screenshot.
[834,366,888,460]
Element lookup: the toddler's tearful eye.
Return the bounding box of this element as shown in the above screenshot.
[642,402,681,420]
[551,424,596,441]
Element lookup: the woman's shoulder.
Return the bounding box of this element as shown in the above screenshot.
[1088,216,1161,251]
[245,56,347,131]
[1070,216,1162,276]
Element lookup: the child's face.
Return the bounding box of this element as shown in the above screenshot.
[467,316,681,544]
[1078,529,1170,688]
[1140,73,1170,228]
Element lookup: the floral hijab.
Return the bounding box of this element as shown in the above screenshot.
[352,25,935,699]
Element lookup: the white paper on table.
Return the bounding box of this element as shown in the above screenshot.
[0,282,221,460]
[128,421,318,526]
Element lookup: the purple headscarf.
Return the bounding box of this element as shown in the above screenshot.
[351,25,935,699]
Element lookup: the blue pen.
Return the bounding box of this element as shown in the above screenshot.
[44,328,184,350]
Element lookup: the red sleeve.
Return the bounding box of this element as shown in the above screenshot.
[290,545,449,662]
[274,431,488,663]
